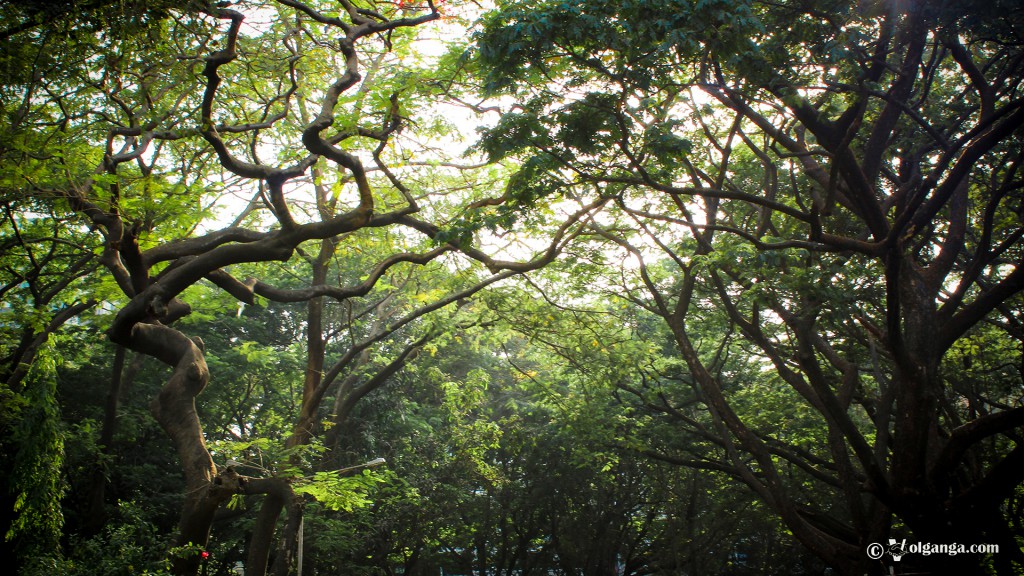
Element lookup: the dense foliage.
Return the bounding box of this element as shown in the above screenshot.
[2,1,1022,575]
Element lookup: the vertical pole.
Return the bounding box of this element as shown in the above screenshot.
[297,516,304,576]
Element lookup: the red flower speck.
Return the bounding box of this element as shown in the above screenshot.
[201,551,210,559]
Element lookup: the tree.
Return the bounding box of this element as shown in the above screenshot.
[473,0,1024,573]
[3,1,604,574]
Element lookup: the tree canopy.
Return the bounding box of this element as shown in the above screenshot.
[2,1,1023,575]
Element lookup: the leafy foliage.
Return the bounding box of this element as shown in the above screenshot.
[3,1,1024,576]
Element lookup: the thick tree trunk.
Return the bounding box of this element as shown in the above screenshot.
[271,496,303,576]
[246,478,290,576]
[123,322,242,576]
[287,237,332,450]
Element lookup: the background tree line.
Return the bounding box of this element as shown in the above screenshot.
[1,0,1022,575]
